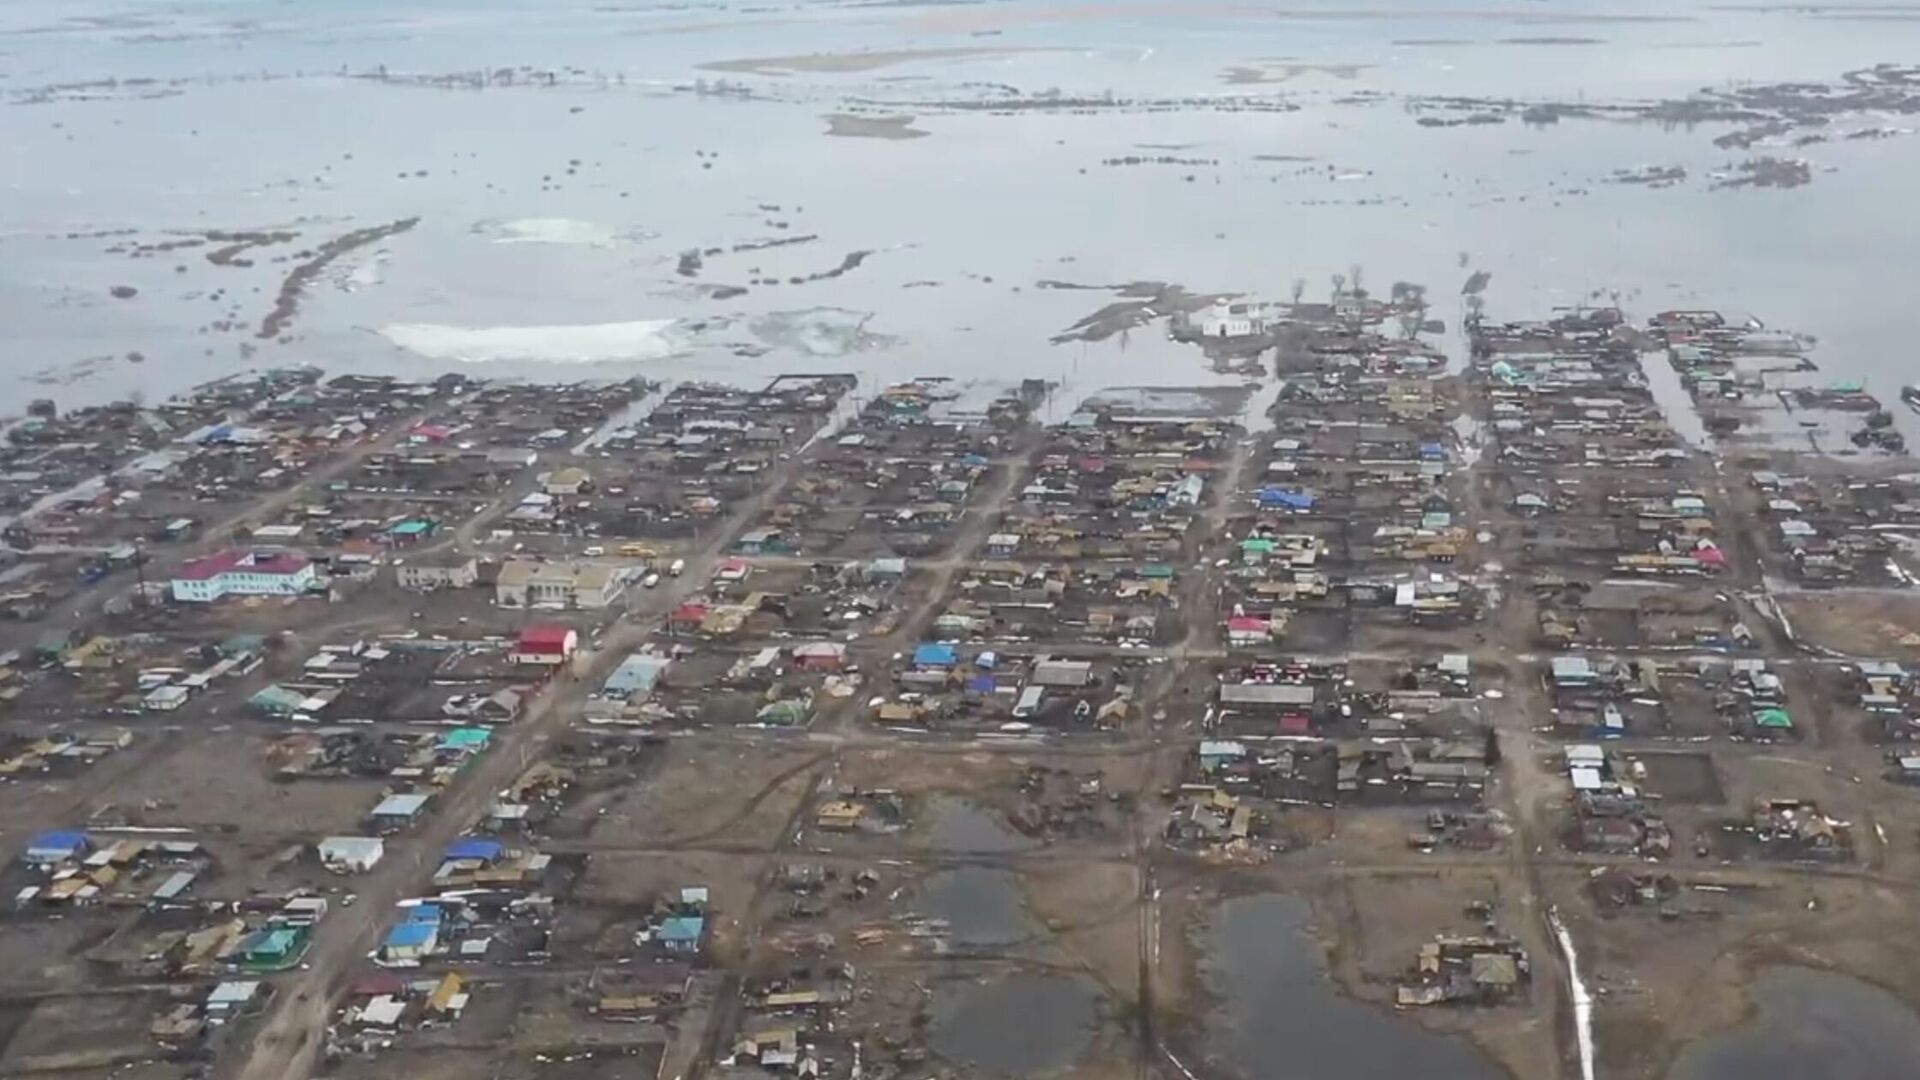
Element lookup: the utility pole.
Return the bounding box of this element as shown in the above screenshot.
[133,538,149,608]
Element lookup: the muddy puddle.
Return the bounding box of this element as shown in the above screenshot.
[930,973,1099,1075]
[1669,967,1920,1080]
[927,795,1035,853]
[1207,895,1503,1080]
[921,866,1032,948]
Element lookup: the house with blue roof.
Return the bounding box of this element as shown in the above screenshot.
[912,643,957,669]
[239,925,309,971]
[444,838,503,864]
[437,727,491,754]
[22,830,88,865]
[1256,488,1315,512]
[654,916,706,953]
[381,919,439,966]
[602,653,671,698]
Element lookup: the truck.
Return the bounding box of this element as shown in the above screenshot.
[669,558,686,577]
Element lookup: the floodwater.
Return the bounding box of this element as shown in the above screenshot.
[1669,967,1920,1080]
[1207,895,1504,1080]
[921,866,1033,948]
[5,0,1920,439]
[1637,349,1711,449]
[930,973,1100,1076]
[927,795,1037,854]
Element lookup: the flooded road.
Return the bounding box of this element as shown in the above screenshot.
[6,0,1920,409]
[1207,895,1504,1080]
[1668,967,1920,1080]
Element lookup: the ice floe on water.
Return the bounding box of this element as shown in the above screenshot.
[746,307,898,358]
[377,307,897,365]
[379,319,686,363]
[472,218,636,247]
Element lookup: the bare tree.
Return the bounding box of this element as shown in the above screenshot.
[1290,278,1306,306]
[1330,272,1346,301]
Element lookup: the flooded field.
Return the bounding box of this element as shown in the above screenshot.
[1669,967,1920,1080]
[930,973,1100,1076]
[4,0,1920,428]
[927,795,1037,853]
[920,866,1034,948]
[1203,895,1505,1080]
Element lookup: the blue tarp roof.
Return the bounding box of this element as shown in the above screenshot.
[25,830,87,856]
[444,838,503,862]
[406,903,444,924]
[1257,488,1315,510]
[913,643,957,667]
[385,922,436,948]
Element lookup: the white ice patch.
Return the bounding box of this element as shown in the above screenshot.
[476,218,626,247]
[379,320,685,363]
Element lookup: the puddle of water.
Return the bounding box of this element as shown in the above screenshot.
[922,866,1032,948]
[931,973,1099,1076]
[1669,967,1920,1080]
[928,795,1035,854]
[1208,895,1504,1080]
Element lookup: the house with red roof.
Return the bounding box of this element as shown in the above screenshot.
[512,624,579,666]
[170,550,317,603]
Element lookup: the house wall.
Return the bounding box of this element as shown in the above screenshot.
[398,561,477,590]
[171,564,318,603]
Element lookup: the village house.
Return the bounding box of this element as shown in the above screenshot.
[495,559,626,609]
[543,467,592,496]
[317,836,386,874]
[396,553,479,591]
[171,549,318,603]
[512,624,578,666]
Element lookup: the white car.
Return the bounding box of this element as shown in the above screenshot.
[584,546,605,557]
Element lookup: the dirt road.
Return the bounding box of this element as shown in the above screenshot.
[225,439,829,1080]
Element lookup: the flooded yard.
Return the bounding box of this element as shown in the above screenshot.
[920,867,1034,948]
[930,973,1100,1076]
[926,795,1037,854]
[1669,967,1920,1080]
[1205,895,1504,1080]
